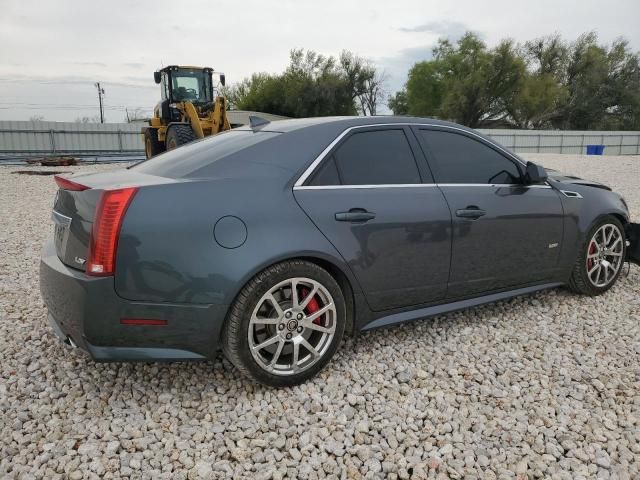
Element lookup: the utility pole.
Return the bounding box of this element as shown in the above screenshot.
[95,82,105,123]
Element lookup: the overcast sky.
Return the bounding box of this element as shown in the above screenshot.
[1,0,638,122]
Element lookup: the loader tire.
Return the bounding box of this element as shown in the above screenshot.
[143,128,164,159]
[166,124,196,151]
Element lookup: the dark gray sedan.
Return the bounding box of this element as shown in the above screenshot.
[40,116,639,386]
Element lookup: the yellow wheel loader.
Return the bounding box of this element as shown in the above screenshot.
[142,65,230,159]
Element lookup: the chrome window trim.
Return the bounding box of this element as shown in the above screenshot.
[293,122,527,188]
[294,184,437,190]
[437,183,552,189]
[293,183,552,191]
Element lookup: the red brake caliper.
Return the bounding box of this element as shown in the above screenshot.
[588,241,597,270]
[300,287,322,325]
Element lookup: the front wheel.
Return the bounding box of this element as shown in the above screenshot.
[165,124,196,151]
[143,128,164,159]
[222,260,346,387]
[568,216,626,296]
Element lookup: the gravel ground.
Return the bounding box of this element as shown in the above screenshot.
[1,154,639,480]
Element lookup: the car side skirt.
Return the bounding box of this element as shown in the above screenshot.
[361,282,564,331]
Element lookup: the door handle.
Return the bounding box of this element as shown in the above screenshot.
[456,206,486,219]
[335,208,376,222]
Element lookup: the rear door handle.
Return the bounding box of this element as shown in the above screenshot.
[456,207,486,219]
[335,209,376,222]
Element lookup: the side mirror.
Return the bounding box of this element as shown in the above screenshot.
[154,71,161,84]
[525,161,548,184]
[219,74,226,87]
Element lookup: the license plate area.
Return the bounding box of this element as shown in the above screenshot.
[52,210,72,256]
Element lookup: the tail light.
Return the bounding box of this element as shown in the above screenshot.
[87,188,138,276]
[54,175,89,191]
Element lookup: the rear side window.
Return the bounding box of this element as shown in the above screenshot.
[132,130,280,178]
[310,129,421,186]
[418,129,522,184]
[309,156,341,186]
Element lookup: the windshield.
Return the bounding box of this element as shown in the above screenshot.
[131,130,281,178]
[170,69,212,103]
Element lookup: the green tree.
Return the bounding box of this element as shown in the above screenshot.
[227,49,386,118]
[399,33,525,127]
[551,34,640,130]
[388,90,409,115]
[603,39,640,129]
[504,73,567,128]
[499,35,570,128]
[394,31,640,130]
[404,61,445,117]
[524,34,569,80]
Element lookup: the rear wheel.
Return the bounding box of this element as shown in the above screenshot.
[143,128,164,159]
[222,260,346,387]
[568,216,626,295]
[166,124,196,151]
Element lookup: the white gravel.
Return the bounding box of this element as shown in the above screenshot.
[1,155,639,479]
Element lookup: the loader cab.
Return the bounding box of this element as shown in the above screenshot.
[154,66,225,122]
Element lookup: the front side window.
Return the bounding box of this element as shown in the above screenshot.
[170,69,212,103]
[310,129,421,186]
[419,129,522,184]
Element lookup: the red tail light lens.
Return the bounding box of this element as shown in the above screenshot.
[54,175,89,191]
[87,188,138,276]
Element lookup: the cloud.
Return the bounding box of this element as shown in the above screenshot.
[376,44,434,99]
[70,61,108,67]
[123,62,145,69]
[398,20,470,40]
[380,20,481,100]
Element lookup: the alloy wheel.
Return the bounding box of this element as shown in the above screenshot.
[586,223,624,288]
[248,277,337,376]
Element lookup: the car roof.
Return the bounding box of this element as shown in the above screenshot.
[234,115,466,134]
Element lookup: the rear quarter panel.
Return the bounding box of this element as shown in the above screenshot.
[114,170,358,306]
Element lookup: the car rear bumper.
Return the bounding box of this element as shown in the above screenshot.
[40,239,228,361]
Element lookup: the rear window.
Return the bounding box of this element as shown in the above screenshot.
[132,130,280,178]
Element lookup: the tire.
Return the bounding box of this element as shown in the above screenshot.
[143,128,164,159]
[165,124,196,151]
[222,260,346,387]
[567,215,626,296]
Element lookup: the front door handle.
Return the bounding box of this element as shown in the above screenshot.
[456,206,486,219]
[335,208,376,222]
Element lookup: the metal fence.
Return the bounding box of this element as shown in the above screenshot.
[0,121,144,163]
[479,129,640,156]
[1,121,639,164]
